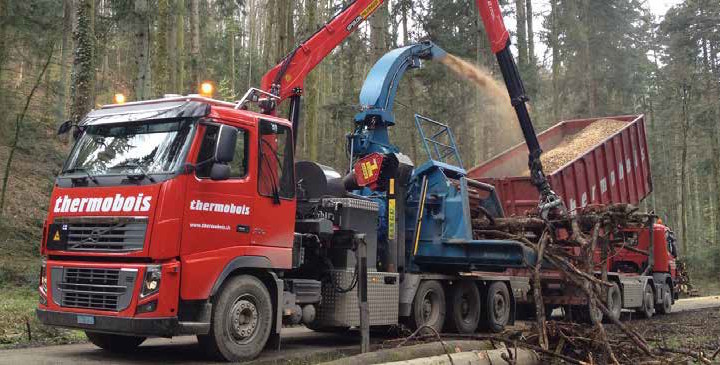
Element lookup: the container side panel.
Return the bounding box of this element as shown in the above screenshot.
[612,136,626,203]
[622,129,638,204]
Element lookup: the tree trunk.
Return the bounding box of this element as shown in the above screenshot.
[0,0,8,84]
[712,76,720,245]
[189,0,201,90]
[262,0,275,71]
[70,0,95,125]
[370,1,389,61]
[550,0,560,121]
[56,0,75,125]
[134,0,151,100]
[304,0,318,161]
[581,0,596,115]
[515,0,527,69]
[526,0,534,63]
[680,84,690,254]
[401,0,419,161]
[155,0,170,96]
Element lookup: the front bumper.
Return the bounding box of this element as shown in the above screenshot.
[36,308,179,337]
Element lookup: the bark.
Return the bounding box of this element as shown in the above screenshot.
[401,0,419,161]
[155,0,170,96]
[515,0,527,69]
[189,0,201,89]
[134,0,151,100]
[680,84,690,254]
[0,0,8,84]
[526,0,535,63]
[262,0,275,71]
[370,0,389,61]
[304,0,318,161]
[581,0,596,115]
[70,0,95,125]
[230,19,236,97]
[276,0,294,59]
[177,0,185,92]
[56,0,75,124]
[246,0,256,90]
[550,0,560,121]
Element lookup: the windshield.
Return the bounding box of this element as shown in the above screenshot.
[63,118,196,176]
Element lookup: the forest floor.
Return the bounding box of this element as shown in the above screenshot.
[609,306,720,362]
[0,130,73,349]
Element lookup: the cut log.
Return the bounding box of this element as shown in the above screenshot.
[373,349,540,365]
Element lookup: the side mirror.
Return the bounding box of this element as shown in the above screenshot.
[214,125,238,163]
[57,120,73,135]
[210,163,231,181]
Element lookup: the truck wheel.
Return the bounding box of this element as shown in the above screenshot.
[484,282,510,333]
[199,275,273,362]
[637,284,655,319]
[447,281,481,334]
[605,283,622,322]
[409,280,446,333]
[656,284,672,315]
[85,332,145,352]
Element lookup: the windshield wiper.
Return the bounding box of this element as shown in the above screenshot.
[63,167,100,185]
[115,163,157,183]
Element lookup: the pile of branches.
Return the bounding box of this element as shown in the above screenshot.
[470,203,708,364]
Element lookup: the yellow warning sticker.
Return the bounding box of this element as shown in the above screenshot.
[361,0,382,19]
[53,231,61,241]
[388,199,396,239]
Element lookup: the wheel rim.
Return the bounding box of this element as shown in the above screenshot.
[459,292,473,324]
[644,289,654,315]
[226,294,260,345]
[610,288,621,314]
[492,291,508,323]
[421,289,440,325]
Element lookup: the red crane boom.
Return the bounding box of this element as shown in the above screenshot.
[261,0,385,103]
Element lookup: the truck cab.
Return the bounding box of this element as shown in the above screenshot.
[38,96,298,360]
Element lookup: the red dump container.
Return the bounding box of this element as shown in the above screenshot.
[467,115,652,216]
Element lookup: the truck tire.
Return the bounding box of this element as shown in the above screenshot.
[484,282,510,333]
[656,283,672,315]
[199,275,273,362]
[605,283,622,322]
[85,332,146,352]
[637,284,655,319]
[409,280,446,333]
[447,281,481,334]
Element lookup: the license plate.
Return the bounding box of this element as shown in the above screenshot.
[77,315,95,325]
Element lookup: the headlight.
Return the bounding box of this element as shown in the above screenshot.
[141,265,161,298]
[40,261,47,294]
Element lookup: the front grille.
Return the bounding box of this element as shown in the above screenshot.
[55,217,148,252]
[51,267,137,311]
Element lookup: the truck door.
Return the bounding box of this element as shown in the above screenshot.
[181,122,254,256]
[252,119,295,254]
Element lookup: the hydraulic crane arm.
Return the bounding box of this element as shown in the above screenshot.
[475,0,562,213]
[261,0,384,103]
[259,0,385,147]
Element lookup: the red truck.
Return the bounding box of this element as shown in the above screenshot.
[468,115,679,320]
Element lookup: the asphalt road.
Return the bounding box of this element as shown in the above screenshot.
[3,296,719,365]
